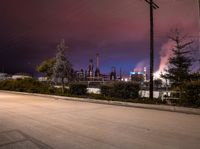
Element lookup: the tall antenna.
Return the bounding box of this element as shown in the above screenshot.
[144,0,159,99]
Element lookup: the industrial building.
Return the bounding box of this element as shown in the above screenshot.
[0,73,8,80]
[74,53,122,87]
[129,67,147,83]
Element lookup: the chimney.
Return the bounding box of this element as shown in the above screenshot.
[95,53,100,77]
[119,68,122,80]
[96,53,99,69]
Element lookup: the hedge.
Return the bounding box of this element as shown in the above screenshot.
[69,83,87,95]
[101,82,140,99]
[181,81,200,107]
[1,78,199,108]
[113,82,140,99]
[0,78,53,94]
[100,85,113,97]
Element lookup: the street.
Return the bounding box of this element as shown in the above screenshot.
[0,92,200,149]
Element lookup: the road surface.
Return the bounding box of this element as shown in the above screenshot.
[0,92,200,149]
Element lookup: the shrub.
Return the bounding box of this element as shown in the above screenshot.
[100,85,113,96]
[100,82,140,99]
[69,83,87,95]
[181,81,200,107]
[0,78,51,94]
[113,82,140,99]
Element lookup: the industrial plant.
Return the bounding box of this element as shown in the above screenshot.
[73,53,149,88]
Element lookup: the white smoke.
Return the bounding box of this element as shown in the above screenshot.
[154,39,176,79]
[134,60,148,72]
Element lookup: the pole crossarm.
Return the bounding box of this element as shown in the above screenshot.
[145,0,159,9]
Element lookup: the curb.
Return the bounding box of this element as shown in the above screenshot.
[1,90,200,115]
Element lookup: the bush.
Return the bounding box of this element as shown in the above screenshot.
[181,81,200,107]
[100,82,140,99]
[0,78,51,94]
[113,82,140,99]
[100,85,113,96]
[69,83,87,95]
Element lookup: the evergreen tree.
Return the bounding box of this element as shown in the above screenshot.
[162,29,193,86]
[53,39,73,93]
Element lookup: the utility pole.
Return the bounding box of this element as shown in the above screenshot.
[144,0,159,99]
[197,0,200,72]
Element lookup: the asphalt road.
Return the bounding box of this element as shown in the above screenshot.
[0,92,200,149]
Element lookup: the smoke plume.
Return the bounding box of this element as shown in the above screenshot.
[154,39,176,78]
[134,60,148,72]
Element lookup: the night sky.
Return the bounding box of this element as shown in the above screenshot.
[0,0,199,76]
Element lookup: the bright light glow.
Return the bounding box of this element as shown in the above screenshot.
[130,72,136,75]
[154,71,161,79]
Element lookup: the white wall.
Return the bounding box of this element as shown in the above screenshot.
[139,90,172,100]
[87,88,101,94]
[12,75,32,80]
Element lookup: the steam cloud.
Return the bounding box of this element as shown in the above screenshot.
[154,39,176,78]
[134,60,148,72]
[134,39,176,79]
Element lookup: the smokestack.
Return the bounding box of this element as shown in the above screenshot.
[88,59,93,77]
[96,53,99,69]
[119,68,122,80]
[95,53,100,77]
[110,66,116,81]
[89,59,93,69]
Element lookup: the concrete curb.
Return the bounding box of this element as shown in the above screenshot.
[1,90,200,115]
